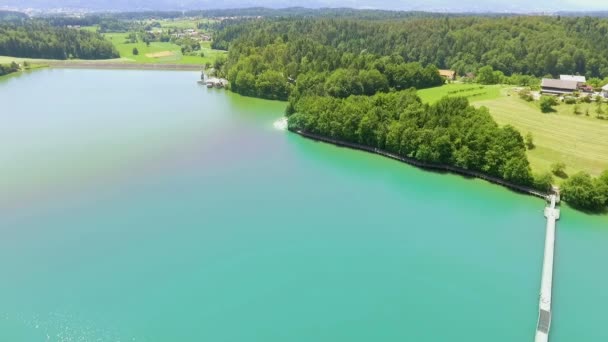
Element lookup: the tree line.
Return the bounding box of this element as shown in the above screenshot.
[214,16,608,80]
[288,92,538,188]
[219,28,445,100]
[0,23,119,60]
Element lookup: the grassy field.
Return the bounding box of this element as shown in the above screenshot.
[417,83,505,103]
[104,33,225,65]
[1,22,226,66]
[158,18,216,29]
[475,91,608,178]
[419,83,608,177]
[0,38,226,66]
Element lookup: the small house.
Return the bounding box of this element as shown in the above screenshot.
[439,69,456,80]
[602,84,608,98]
[541,78,579,95]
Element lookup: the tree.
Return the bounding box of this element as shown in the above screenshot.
[562,172,607,211]
[325,69,363,98]
[551,162,567,178]
[525,132,535,149]
[540,96,557,113]
[132,47,139,55]
[359,69,389,95]
[596,101,604,117]
[533,172,554,192]
[255,70,290,100]
[476,65,499,85]
[519,89,533,101]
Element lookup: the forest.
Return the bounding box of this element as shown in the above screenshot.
[0,23,119,60]
[215,16,608,82]
[288,92,536,186]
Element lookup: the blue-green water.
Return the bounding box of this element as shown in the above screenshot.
[0,69,606,341]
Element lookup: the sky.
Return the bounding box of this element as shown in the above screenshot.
[1,0,608,12]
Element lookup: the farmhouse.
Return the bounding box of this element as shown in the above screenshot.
[439,69,456,80]
[541,78,579,95]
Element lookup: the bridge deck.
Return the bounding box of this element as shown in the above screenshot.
[535,195,559,342]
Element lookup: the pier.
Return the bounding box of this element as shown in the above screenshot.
[535,194,559,342]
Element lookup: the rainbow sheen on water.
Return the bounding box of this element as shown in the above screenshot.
[0,69,606,341]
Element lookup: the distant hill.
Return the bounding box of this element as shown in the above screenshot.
[2,0,607,13]
[0,10,28,21]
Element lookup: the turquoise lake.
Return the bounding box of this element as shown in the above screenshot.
[0,69,606,341]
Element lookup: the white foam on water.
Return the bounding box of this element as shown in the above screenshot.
[273,117,288,131]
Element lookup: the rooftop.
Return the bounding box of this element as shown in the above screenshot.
[541,78,578,90]
[560,75,586,83]
[439,69,456,78]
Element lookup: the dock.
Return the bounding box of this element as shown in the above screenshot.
[535,194,560,342]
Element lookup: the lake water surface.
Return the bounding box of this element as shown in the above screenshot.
[0,69,606,341]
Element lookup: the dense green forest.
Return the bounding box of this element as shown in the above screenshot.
[215,16,608,84]
[0,23,119,59]
[288,91,538,187]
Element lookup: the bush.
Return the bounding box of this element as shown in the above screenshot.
[562,172,607,211]
[533,172,554,192]
[518,89,533,101]
[540,96,557,113]
[564,96,576,104]
[525,132,535,149]
[551,162,567,178]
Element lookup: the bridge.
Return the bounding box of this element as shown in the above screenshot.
[535,194,560,342]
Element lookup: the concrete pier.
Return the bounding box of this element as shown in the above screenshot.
[535,194,559,342]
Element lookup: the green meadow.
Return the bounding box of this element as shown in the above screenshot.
[417,83,504,103]
[419,83,608,178]
[157,18,217,29]
[103,33,226,65]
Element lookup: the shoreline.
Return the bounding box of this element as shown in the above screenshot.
[46,61,203,71]
[291,128,550,200]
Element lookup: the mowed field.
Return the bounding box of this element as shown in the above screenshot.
[418,84,608,177]
[475,92,608,177]
[417,83,505,103]
[103,33,226,65]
